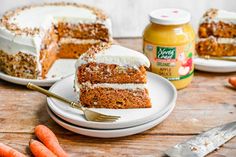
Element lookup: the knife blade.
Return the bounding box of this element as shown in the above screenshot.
[165,121,236,157]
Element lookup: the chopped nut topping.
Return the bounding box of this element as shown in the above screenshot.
[0,2,108,35]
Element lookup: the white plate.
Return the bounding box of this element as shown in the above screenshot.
[0,59,76,86]
[194,57,236,73]
[47,103,174,138]
[47,72,177,129]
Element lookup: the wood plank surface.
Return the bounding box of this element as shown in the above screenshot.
[0,38,235,156]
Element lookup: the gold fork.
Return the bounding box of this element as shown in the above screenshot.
[27,83,120,122]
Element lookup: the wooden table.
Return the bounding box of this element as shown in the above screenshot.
[0,38,235,157]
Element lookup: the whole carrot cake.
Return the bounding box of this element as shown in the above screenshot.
[0,3,112,79]
[75,43,151,109]
[196,9,236,56]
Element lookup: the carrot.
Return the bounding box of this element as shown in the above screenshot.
[34,125,68,157]
[0,142,26,157]
[29,139,57,157]
[229,77,236,88]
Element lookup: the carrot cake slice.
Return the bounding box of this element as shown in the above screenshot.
[196,9,236,56]
[0,3,112,79]
[75,43,151,109]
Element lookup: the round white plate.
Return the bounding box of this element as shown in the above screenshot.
[0,59,76,86]
[47,72,177,129]
[47,103,174,138]
[194,57,236,73]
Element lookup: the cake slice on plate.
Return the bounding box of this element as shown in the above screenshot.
[196,9,236,56]
[75,43,151,109]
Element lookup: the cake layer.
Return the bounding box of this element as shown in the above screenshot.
[199,9,236,38]
[196,37,236,56]
[77,63,147,83]
[39,26,59,78]
[40,43,58,79]
[57,23,111,42]
[199,22,236,38]
[79,87,151,109]
[0,50,38,78]
[58,38,100,58]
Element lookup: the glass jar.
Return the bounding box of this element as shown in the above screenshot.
[143,8,195,89]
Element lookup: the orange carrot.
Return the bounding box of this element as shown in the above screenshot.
[229,77,236,88]
[0,142,26,157]
[29,139,57,157]
[35,125,68,157]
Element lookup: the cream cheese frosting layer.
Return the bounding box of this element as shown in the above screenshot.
[200,9,236,24]
[199,36,236,44]
[76,45,151,68]
[59,38,101,45]
[79,82,147,90]
[74,78,147,101]
[217,38,236,44]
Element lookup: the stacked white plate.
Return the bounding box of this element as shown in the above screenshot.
[47,72,177,138]
[194,57,236,73]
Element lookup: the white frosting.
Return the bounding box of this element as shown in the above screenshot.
[74,74,80,101]
[59,37,100,44]
[216,10,236,24]
[0,26,42,73]
[0,31,37,55]
[199,36,236,44]
[8,6,97,29]
[76,45,150,68]
[0,4,112,76]
[74,79,146,101]
[80,82,147,90]
[201,9,236,24]
[217,38,236,44]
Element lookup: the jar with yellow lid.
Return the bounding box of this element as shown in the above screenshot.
[143,8,195,89]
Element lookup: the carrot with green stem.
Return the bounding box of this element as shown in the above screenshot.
[34,125,68,157]
[0,142,26,157]
[29,139,57,157]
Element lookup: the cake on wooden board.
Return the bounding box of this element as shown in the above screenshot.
[0,3,112,79]
[196,9,236,56]
[74,43,151,109]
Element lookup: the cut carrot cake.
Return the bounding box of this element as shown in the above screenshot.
[196,9,236,56]
[0,3,112,79]
[75,43,151,109]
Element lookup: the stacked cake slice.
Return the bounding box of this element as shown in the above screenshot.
[196,9,236,56]
[75,43,151,109]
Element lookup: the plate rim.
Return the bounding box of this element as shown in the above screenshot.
[46,103,174,138]
[47,72,177,129]
[194,57,236,73]
[0,71,73,86]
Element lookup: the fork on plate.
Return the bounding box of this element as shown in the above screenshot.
[27,83,120,122]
